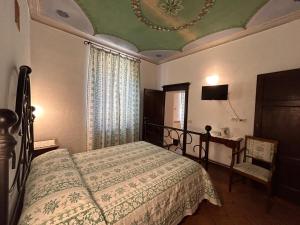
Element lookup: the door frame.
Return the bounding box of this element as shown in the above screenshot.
[163,82,190,155]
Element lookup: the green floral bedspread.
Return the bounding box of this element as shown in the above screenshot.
[73,141,220,225]
[19,149,107,225]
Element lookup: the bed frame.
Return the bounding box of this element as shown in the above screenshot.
[0,66,34,225]
[143,121,213,169]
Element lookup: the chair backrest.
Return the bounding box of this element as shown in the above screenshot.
[245,136,278,164]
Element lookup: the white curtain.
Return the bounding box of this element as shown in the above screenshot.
[87,45,140,150]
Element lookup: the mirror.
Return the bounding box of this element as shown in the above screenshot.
[164,90,185,129]
[162,83,190,155]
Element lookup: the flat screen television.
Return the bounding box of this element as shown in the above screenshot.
[201,84,228,100]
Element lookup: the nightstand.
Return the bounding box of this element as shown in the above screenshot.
[33,139,59,158]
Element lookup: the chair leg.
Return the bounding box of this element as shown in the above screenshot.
[229,171,233,192]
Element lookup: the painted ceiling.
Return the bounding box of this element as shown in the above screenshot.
[34,0,300,63]
[75,0,268,51]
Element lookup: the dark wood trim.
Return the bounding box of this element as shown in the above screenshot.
[162,82,190,92]
[256,68,300,77]
[162,82,190,155]
[254,75,264,136]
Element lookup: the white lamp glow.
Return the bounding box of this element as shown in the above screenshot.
[206,75,219,85]
[33,105,44,118]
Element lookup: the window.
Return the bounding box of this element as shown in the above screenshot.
[87,45,140,150]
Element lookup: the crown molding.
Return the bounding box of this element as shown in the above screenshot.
[27,0,158,65]
[27,0,300,65]
[28,0,40,17]
[159,10,300,64]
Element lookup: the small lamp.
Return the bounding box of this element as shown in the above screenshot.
[33,105,44,119]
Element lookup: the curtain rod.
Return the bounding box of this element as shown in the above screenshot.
[84,41,141,62]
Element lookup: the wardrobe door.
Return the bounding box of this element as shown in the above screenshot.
[254,68,300,205]
[143,89,165,146]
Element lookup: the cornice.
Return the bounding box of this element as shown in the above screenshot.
[27,1,300,65]
[27,0,158,64]
[160,10,300,64]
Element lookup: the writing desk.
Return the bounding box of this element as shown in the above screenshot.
[200,134,243,170]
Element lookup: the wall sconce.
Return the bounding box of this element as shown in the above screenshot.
[206,75,219,85]
[33,105,44,119]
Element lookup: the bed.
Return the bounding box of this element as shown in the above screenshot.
[18,142,220,225]
[0,66,220,225]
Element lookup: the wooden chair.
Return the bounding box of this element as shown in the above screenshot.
[229,135,278,210]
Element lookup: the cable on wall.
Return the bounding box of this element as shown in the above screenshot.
[227,97,246,122]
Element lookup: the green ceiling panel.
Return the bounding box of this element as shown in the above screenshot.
[75,0,269,51]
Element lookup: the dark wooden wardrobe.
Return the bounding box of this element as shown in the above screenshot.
[254,68,300,204]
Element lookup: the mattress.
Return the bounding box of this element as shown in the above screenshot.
[72,141,220,225]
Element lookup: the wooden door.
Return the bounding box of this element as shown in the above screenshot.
[142,89,165,146]
[254,68,300,204]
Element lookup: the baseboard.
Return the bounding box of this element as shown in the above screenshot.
[207,159,230,169]
[185,154,230,169]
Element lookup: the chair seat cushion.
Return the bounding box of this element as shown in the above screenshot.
[233,162,271,182]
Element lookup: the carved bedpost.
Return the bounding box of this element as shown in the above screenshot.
[0,109,18,225]
[204,125,212,170]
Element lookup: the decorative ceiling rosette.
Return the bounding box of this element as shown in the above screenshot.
[131,0,216,31]
[160,0,184,16]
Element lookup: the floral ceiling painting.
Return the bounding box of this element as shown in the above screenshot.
[30,0,300,63]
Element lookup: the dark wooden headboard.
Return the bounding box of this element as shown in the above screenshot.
[0,66,34,225]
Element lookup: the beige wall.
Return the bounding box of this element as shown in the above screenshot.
[158,19,300,165]
[30,16,300,162]
[31,21,88,153]
[164,91,183,128]
[0,0,31,108]
[31,21,159,153]
[140,60,159,90]
[164,92,174,127]
[139,60,159,136]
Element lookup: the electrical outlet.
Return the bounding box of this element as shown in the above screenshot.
[231,118,247,122]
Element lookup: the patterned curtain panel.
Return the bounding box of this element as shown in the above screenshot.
[87,45,140,150]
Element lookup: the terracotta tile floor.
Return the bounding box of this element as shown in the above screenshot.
[180,164,300,225]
